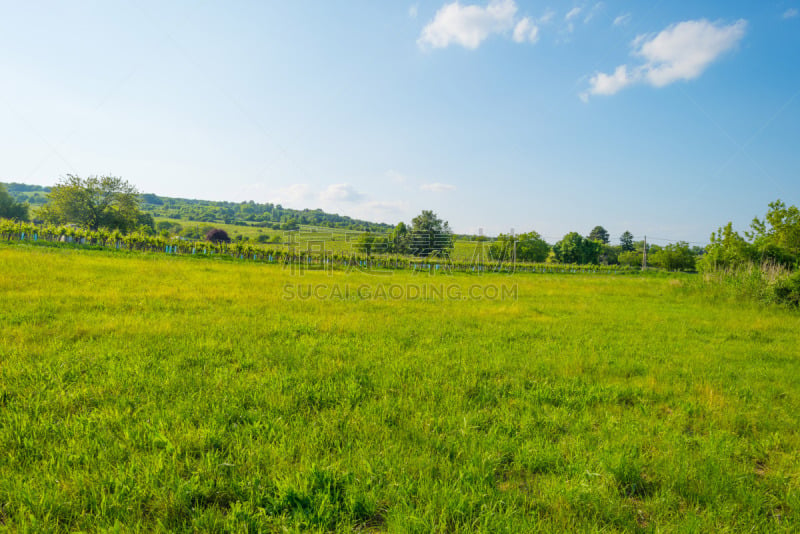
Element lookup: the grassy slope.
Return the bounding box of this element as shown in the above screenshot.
[1,245,798,531]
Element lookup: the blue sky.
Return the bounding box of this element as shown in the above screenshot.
[1,1,798,244]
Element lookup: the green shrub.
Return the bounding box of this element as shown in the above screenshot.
[772,271,800,307]
[688,262,790,305]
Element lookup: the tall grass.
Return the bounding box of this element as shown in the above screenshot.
[1,244,799,531]
[689,261,797,306]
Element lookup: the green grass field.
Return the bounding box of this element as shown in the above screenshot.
[1,245,799,532]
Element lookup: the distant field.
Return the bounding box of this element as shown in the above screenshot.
[1,245,799,531]
[154,216,491,260]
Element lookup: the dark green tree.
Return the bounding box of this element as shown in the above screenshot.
[388,222,410,254]
[599,243,620,265]
[40,175,142,231]
[355,231,375,256]
[589,225,610,244]
[553,232,602,264]
[619,231,635,252]
[0,184,29,220]
[409,210,453,257]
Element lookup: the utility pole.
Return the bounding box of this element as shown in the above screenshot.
[471,228,484,270]
[642,235,647,270]
[511,228,516,271]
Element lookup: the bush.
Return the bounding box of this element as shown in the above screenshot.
[206,228,231,243]
[772,271,800,307]
[618,251,642,267]
[689,262,794,306]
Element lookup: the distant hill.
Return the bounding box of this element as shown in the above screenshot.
[2,182,51,205]
[1,182,394,232]
[143,194,393,232]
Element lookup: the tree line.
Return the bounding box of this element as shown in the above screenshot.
[1,179,394,232]
[485,227,700,270]
[3,176,797,272]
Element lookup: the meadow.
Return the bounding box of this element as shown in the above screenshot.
[1,244,799,532]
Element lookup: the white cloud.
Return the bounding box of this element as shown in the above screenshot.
[362,201,407,218]
[272,183,314,207]
[420,182,457,192]
[565,7,582,21]
[320,183,364,203]
[584,65,632,99]
[409,4,419,19]
[539,9,555,24]
[418,0,518,49]
[563,7,583,33]
[613,13,632,26]
[783,8,798,19]
[344,201,409,224]
[638,19,747,87]
[513,17,539,43]
[266,183,408,223]
[582,19,747,100]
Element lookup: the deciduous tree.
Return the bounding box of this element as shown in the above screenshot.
[490,231,550,263]
[40,175,143,231]
[650,241,696,271]
[553,232,602,264]
[355,231,375,256]
[747,199,800,265]
[0,184,29,221]
[409,210,453,257]
[388,222,410,254]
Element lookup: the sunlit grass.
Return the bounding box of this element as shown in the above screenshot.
[1,245,799,531]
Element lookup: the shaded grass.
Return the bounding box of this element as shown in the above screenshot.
[1,245,799,531]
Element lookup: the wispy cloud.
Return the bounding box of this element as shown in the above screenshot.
[272,183,315,207]
[271,183,403,223]
[783,8,798,19]
[351,200,408,223]
[563,4,602,34]
[581,19,747,100]
[538,9,555,25]
[418,0,518,49]
[583,3,604,24]
[272,183,365,207]
[513,17,539,43]
[420,182,457,192]
[409,4,419,19]
[565,7,582,21]
[613,13,632,27]
[418,1,604,49]
[320,183,364,203]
